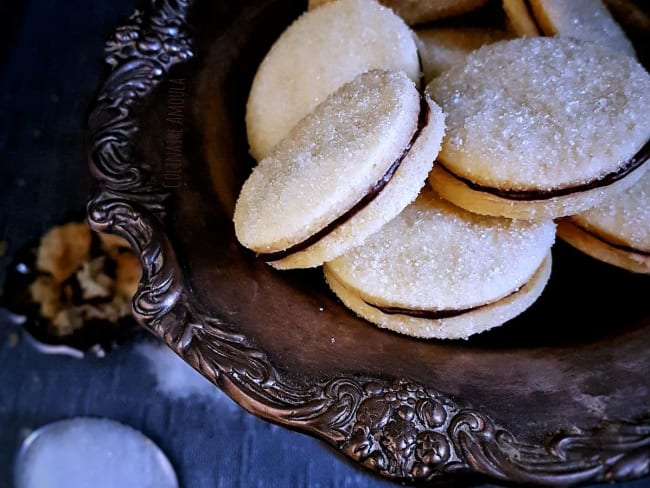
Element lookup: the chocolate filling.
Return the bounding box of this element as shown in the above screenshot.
[417,55,425,93]
[569,220,650,257]
[260,95,431,262]
[439,138,650,201]
[364,287,521,320]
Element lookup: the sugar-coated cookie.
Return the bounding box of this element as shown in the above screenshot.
[503,0,636,57]
[557,169,650,274]
[246,0,420,161]
[324,187,555,339]
[427,37,650,220]
[235,70,445,270]
[416,27,512,83]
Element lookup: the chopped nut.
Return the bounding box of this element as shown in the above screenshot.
[27,221,140,337]
[37,222,91,282]
[29,276,61,320]
[51,307,85,336]
[77,256,114,300]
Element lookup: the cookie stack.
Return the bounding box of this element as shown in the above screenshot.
[234,0,650,339]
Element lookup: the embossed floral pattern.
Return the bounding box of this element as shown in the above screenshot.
[341,380,455,478]
[87,1,650,485]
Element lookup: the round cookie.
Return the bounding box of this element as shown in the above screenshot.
[427,37,650,220]
[235,70,446,270]
[324,187,555,340]
[557,170,650,273]
[416,26,512,83]
[246,0,420,161]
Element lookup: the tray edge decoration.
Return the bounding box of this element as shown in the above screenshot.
[86,0,650,484]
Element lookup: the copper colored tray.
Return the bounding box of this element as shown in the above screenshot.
[87,0,650,485]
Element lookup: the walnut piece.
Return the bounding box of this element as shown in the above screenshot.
[29,221,142,337]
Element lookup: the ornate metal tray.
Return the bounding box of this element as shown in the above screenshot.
[87,0,650,485]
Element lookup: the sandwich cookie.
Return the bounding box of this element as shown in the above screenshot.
[246,0,420,161]
[427,37,650,220]
[324,187,555,340]
[416,26,512,83]
[309,0,489,26]
[502,0,636,57]
[235,70,446,270]
[557,170,650,274]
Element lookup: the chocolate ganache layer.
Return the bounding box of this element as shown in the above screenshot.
[364,286,521,320]
[260,94,431,262]
[567,219,650,257]
[439,138,650,202]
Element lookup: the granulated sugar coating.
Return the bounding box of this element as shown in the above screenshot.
[324,187,554,339]
[327,187,555,310]
[236,70,418,252]
[235,69,448,270]
[571,171,650,252]
[428,37,650,190]
[246,0,419,160]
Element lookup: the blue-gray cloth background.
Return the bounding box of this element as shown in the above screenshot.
[0,1,649,487]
